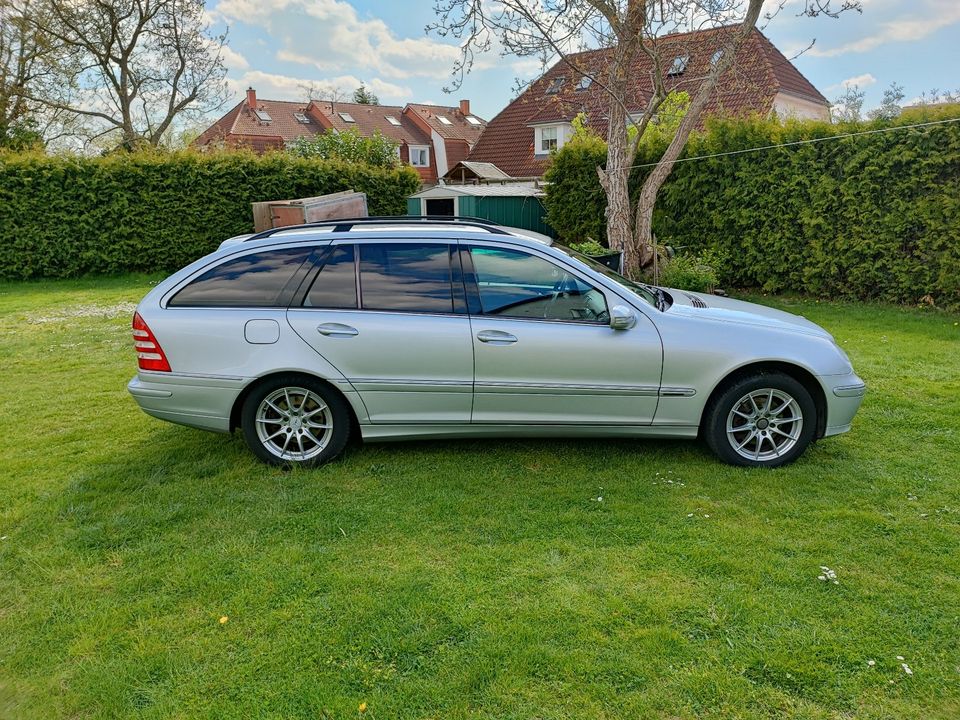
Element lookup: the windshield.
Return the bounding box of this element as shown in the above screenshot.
[555,245,661,309]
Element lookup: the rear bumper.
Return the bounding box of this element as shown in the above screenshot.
[127,372,246,433]
[820,372,866,437]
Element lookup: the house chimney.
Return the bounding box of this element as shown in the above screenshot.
[459,99,470,116]
[246,87,257,110]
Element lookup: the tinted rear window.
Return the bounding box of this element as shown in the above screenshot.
[359,243,453,313]
[304,245,357,308]
[169,248,312,307]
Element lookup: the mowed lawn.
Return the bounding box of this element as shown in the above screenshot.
[1,276,958,720]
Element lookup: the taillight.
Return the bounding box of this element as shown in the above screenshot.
[132,312,172,372]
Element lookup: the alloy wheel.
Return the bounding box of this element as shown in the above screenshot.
[725,388,804,462]
[255,386,334,461]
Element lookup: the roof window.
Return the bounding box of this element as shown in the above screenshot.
[545,76,565,94]
[338,111,355,122]
[465,116,482,125]
[293,112,310,124]
[667,55,690,76]
[385,115,401,126]
[437,115,453,125]
[576,75,593,91]
[711,49,724,67]
[254,109,272,122]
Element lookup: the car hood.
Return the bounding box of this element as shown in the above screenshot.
[663,289,833,339]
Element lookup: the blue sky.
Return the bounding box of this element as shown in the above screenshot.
[208,0,960,121]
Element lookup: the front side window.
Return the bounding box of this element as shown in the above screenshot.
[304,244,357,308]
[467,246,607,323]
[359,243,453,313]
[409,146,430,167]
[539,126,558,153]
[169,247,312,307]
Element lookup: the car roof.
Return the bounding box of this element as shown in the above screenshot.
[217,217,555,253]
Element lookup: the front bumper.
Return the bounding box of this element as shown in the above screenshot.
[820,372,866,437]
[127,372,246,433]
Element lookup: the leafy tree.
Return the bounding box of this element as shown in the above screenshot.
[288,128,399,168]
[23,0,228,150]
[429,0,861,276]
[352,84,379,105]
[831,84,865,122]
[867,82,904,121]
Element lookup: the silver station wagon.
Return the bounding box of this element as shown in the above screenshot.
[128,217,865,468]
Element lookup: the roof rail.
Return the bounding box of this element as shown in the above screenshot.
[244,215,508,242]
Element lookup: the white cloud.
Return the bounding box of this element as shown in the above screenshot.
[826,73,877,92]
[219,45,249,71]
[225,69,411,103]
[215,0,462,80]
[810,0,960,56]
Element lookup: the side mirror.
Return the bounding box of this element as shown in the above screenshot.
[610,305,636,330]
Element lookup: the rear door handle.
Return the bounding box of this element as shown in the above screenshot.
[477,330,518,345]
[317,322,359,338]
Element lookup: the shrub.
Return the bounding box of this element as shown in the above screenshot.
[288,129,400,168]
[543,107,960,308]
[656,252,718,293]
[0,149,421,279]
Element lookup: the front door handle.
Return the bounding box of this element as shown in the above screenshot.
[317,322,359,338]
[477,330,518,345]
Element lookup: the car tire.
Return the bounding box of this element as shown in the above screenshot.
[703,372,817,468]
[240,375,351,467]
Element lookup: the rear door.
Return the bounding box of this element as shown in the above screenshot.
[463,243,662,425]
[286,239,474,424]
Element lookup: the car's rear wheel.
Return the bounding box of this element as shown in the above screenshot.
[703,372,816,467]
[241,375,350,467]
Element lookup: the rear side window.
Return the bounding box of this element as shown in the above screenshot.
[359,243,453,313]
[304,245,357,308]
[169,248,313,307]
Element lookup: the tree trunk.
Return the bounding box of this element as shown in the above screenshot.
[628,1,764,279]
[597,41,636,268]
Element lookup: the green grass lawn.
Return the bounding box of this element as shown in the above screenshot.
[1,276,958,719]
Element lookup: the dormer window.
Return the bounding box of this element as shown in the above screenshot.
[576,75,593,91]
[545,77,565,94]
[254,109,272,122]
[338,112,355,123]
[667,55,689,76]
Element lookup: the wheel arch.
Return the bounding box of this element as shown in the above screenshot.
[699,361,828,439]
[229,371,362,439]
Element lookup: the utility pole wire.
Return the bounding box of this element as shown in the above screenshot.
[624,117,960,170]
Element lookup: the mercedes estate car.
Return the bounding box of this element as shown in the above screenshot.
[128,217,865,468]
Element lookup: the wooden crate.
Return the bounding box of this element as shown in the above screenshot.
[251,191,368,232]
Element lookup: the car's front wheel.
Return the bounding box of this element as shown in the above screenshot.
[703,372,817,467]
[240,375,350,467]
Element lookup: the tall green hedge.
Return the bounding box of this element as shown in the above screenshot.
[544,108,960,307]
[0,150,422,279]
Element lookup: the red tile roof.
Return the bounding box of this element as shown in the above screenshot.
[306,100,431,146]
[467,26,828,178]
[195,97,325,148]
[404,103,486,144]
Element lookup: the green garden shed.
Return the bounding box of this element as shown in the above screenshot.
[406,183,556,237]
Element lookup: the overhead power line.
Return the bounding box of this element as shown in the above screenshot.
[627,117,960,170]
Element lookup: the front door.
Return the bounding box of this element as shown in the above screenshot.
[463,244,662,425]
[287,241,474,423]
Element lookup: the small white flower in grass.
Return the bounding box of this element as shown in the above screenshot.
[818,566,838,583]
[896,655,904,661]
[0,536,7,540]
[703,514,710,518]
[867,660,876,667]
[687,513,694,518]
[902,663,913,675]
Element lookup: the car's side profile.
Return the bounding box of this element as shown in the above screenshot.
[128,217,865,467]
